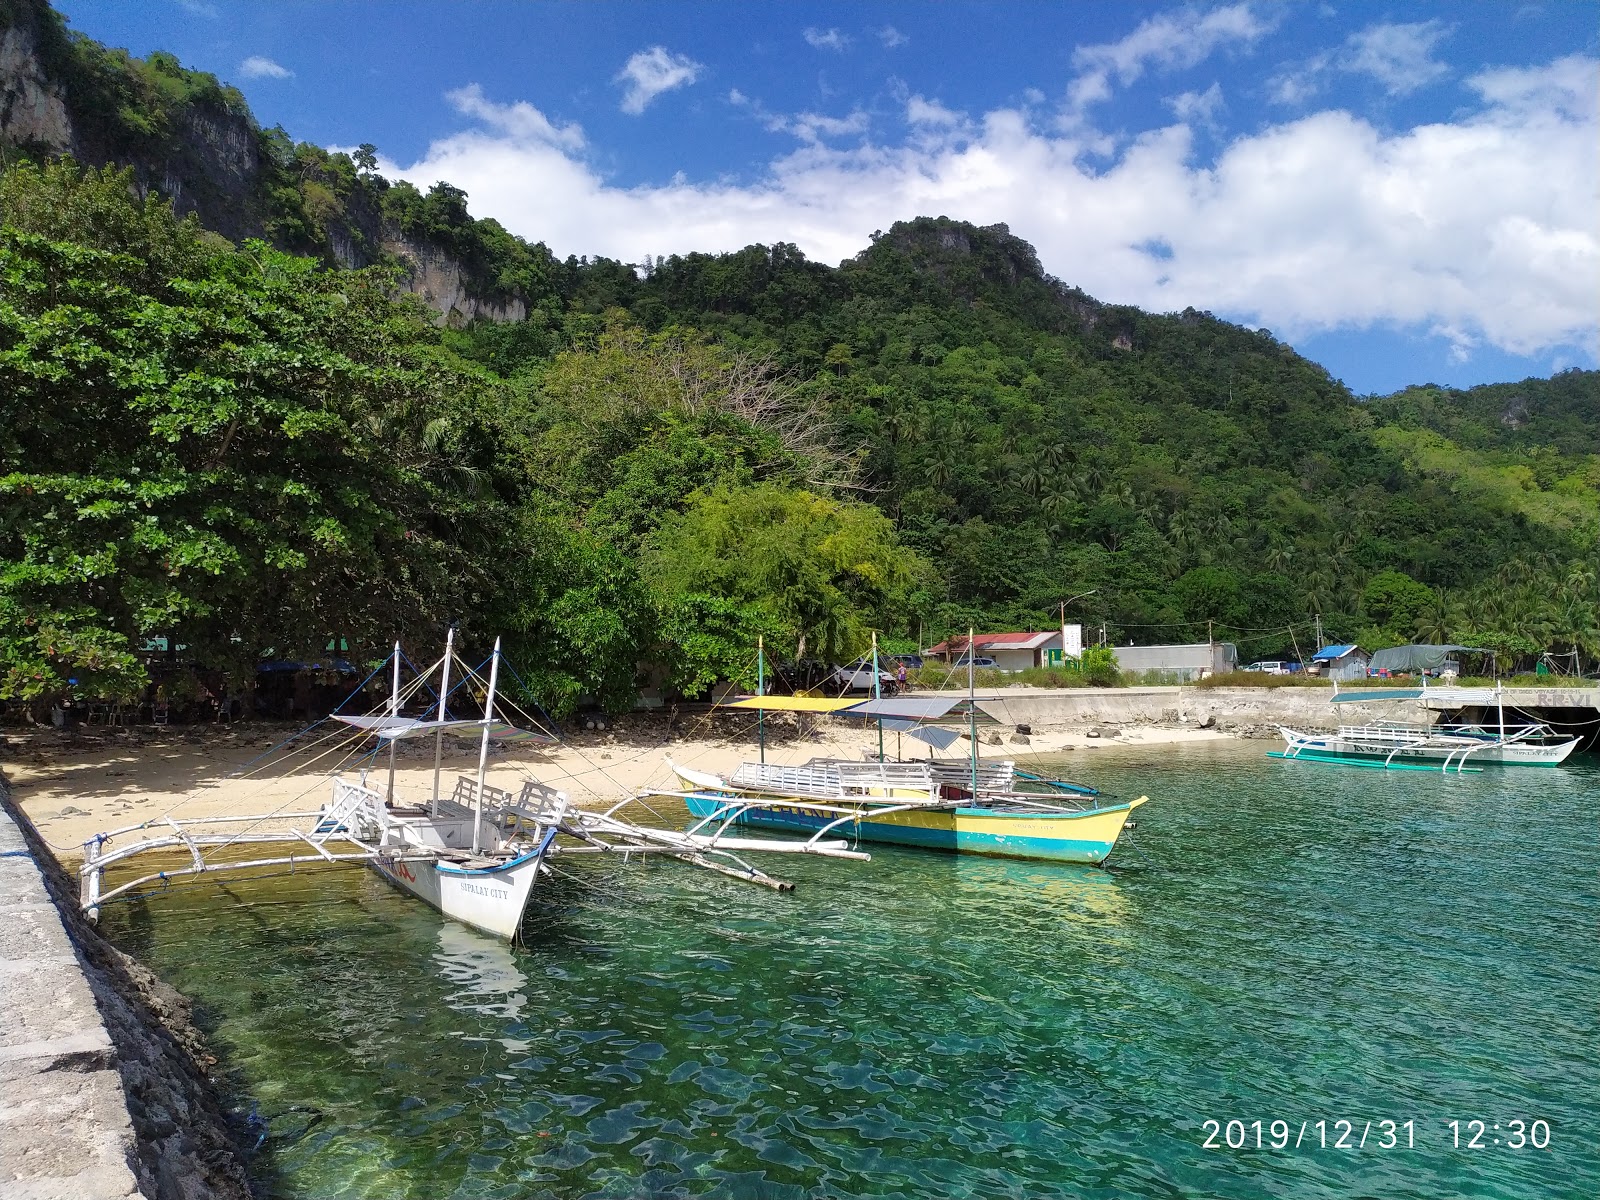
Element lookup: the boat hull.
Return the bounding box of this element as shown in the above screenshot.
[683,794,1143,865]
[1278,728,1580,769]
[369,848,544,940]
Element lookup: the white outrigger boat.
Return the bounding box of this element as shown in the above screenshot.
[79,632,867,940]
[1273,684,1581,772]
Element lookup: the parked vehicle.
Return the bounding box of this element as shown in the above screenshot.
[952,654,997,669]
[1244,660,1297,675]
[890,653,924,670]
[827,658,898,693]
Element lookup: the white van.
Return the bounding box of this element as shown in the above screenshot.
[1244,660,1293,675]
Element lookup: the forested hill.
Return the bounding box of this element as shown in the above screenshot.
[2,2,1596,714]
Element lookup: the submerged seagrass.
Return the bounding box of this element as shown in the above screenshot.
[102,743,1599,1199]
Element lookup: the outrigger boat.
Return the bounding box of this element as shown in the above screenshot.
[79,632,868,940]
[659,629,1147,865]
[666,756,1146,865]
[1273,685,1581,771]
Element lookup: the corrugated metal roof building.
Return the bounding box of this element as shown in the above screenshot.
[1310,643,1369,681]
[1112,642,1238,682]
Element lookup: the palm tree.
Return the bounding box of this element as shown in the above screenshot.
[1413,588,1459,644]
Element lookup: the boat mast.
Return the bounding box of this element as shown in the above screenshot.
[872,630,884,762]
[385,640,401,802]
[757,635,765,764]
[968,625,978,798]
[431,624,455,818]
[471,637,502,855]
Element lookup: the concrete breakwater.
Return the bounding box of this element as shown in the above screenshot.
[0,774,251,1200]
[972,684,1418,735]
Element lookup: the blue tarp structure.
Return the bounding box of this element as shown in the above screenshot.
[257,659,358,674]
[1312,644,1359,661]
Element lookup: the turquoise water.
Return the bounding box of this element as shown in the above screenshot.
[103,743,1600,1198]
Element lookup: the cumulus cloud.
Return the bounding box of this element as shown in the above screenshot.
[906,96,966,128]
[804,27,850,52]
[1339,20,1451,94]
[1068,3,1274,112]
[1166,82,1225,128]
[377,58,1598,366]
[879,26,909,49]
[615,46,702,115]
[238,56,291,79]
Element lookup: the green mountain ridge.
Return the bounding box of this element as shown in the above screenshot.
[1,1,1596,712]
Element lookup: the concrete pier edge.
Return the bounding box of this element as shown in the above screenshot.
[0,772,252,1200]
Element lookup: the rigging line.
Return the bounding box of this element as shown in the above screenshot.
[329,655,393,714]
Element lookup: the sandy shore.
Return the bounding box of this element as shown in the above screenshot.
[1,713,1231,862]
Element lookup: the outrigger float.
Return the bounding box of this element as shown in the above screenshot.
[1272,685,1581,772]
[656,630,1147,866]
[79,632,867,941]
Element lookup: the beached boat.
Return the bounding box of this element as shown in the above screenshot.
[79,633,869,941]
[666,757,1146,864]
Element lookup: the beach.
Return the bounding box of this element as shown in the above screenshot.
[0,711,1231,862]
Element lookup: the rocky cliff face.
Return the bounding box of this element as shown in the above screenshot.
[0,0,523,326]
[0,19,70,151]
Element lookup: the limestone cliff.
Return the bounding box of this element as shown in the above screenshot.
[0,0,528,326]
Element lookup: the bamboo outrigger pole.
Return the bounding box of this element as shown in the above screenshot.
[385,640,401,801]
[431,624,455,818]
[968,625,978,798]
[471,637,502,855]
[872,630,884,762]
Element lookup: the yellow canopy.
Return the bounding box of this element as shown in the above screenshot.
[723,695,861,713]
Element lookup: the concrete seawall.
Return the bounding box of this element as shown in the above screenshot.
[973,685,1419,732]
[0,776,251,1200]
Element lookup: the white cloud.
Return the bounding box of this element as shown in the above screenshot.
[804,27,849,53]
[1166,82,1225,128]
[238,56,291,80]
[1339,20,1451,95]
[1068,3,1274,112]
[879,26,909,49]
[447,84,584,151]
[176,0,218,17]
[379,59,1599,367]
[906,96,965,128]
[615,46,702,115]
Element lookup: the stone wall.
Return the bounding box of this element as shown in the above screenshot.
[0,775,251,1200]
[974,685,1420,735]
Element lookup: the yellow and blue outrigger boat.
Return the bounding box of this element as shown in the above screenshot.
[664,630,1147,866]
[668,755,1147,865]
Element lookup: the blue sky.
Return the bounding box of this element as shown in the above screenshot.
[55,1,1600,395]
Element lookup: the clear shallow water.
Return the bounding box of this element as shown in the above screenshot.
[103,743,1600,1199]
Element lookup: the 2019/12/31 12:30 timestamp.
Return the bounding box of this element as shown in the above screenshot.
[1450,1119,1551,1149]
[1200,1119,1553,1151]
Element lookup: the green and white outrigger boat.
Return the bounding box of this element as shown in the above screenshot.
[1272,685,1581,771]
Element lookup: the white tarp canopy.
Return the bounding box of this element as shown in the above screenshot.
[333,715,553,743]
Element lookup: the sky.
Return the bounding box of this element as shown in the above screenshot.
[53,0,1600,396]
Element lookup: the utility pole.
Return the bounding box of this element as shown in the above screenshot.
[1313,614,1323,650]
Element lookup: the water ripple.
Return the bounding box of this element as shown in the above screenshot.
[105,744,1600,1198]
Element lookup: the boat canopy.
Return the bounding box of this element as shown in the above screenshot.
[880,720,963,750]
[724,696,862,712]
[332,715,555,743]
[848,696,964,720]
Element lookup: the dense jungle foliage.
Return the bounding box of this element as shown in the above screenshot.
[2,148,1596,710]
